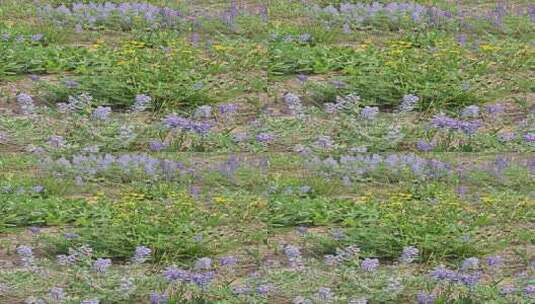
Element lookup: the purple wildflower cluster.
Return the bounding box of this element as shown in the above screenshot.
[46,153,188,181]
[416,139,434,152]
[217,103,239,116]
[429,260,482,287]
[399,94,420,112]
[430,114,481,135]
[416,292,436,304]
[312,2,452,26]
[58,93,93,113]
[150,292,168,304]
[400,246,419,263]
[16,93,35,115]
[361,258,380,272]
[38,2,182,30]
[148,140,167,152]
[324,245,360,265]
[219,256,238,267]
[283,244,304,270]
[16,245,34,267]
[48,287,65,301]
[132,94,152,112]
[313,136,335,150]
[93,258,112,272]
[256,132,275,143]
[194,105,213,119]
[310,153,451,181]
[91,106,112,120]
[163,114,212,135]
[46,135,67,149]
[283,93,304,117]
[163,265,214,289]
[524,133,535,143]
[1,33,44,43]
[132,246,151,264]
[315,287,334,302]
[57,245,93,265]
[461,105,480,118]
[194,257,212,270]
[325,94,360,114]
[360,106,379,120]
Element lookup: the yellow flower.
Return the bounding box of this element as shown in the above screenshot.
[214,196,227,204]
[480,44,500,52]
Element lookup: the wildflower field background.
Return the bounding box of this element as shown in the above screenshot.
[0,0,534,303]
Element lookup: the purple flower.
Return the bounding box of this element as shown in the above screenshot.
[283,93,304,116]
[461,105,480,118]
[48,287,64,301]
[132,246,151,264]
[313,136,334,150]
[150,292,168,304]
[132,94,151,112]
[219,256,238,267]
[416,292,436,304]
[194,105,212,119]
[28,227,41,234]
[163,266,190,282]
[218,103,238,115]
[194,257,212,270]
[360,106,379,120]
[56,254,76,265]
[416,140,434,152]
[93,258,112,273]
[523,133,535,143]
[16,93,35,114]
[63,79,79,89]
[498,132,516,142]
[430,114,481,135]
[524,285,535,296]
[29,75,40,81]
[191,32,201,45]
[485,103,505,115]
[149,140,167,152]
[360,258,379,272]
[400,94,419,112]
[32,185,45,193]
[459,272,481,287]
[191,271,214,289]
[256,284,273,295]
[81,300,100,304]
[457,34,467,46]
[296,74,308,83]
[16,245,34,266]
[31,33,44,42]
[163,114,189,129]
[486,255,503,267]
[430,265,457,281]
[461,257,479,270]
[500,285,516,295]
[47,135,66,148]
[256,132,275,143]
[284,245,304,269]
[316,287,333,302]
[232,286,252,295]
[400,246,419,263]
[91,106,112,120]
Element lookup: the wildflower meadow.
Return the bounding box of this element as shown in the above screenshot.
[0,0,534,303]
